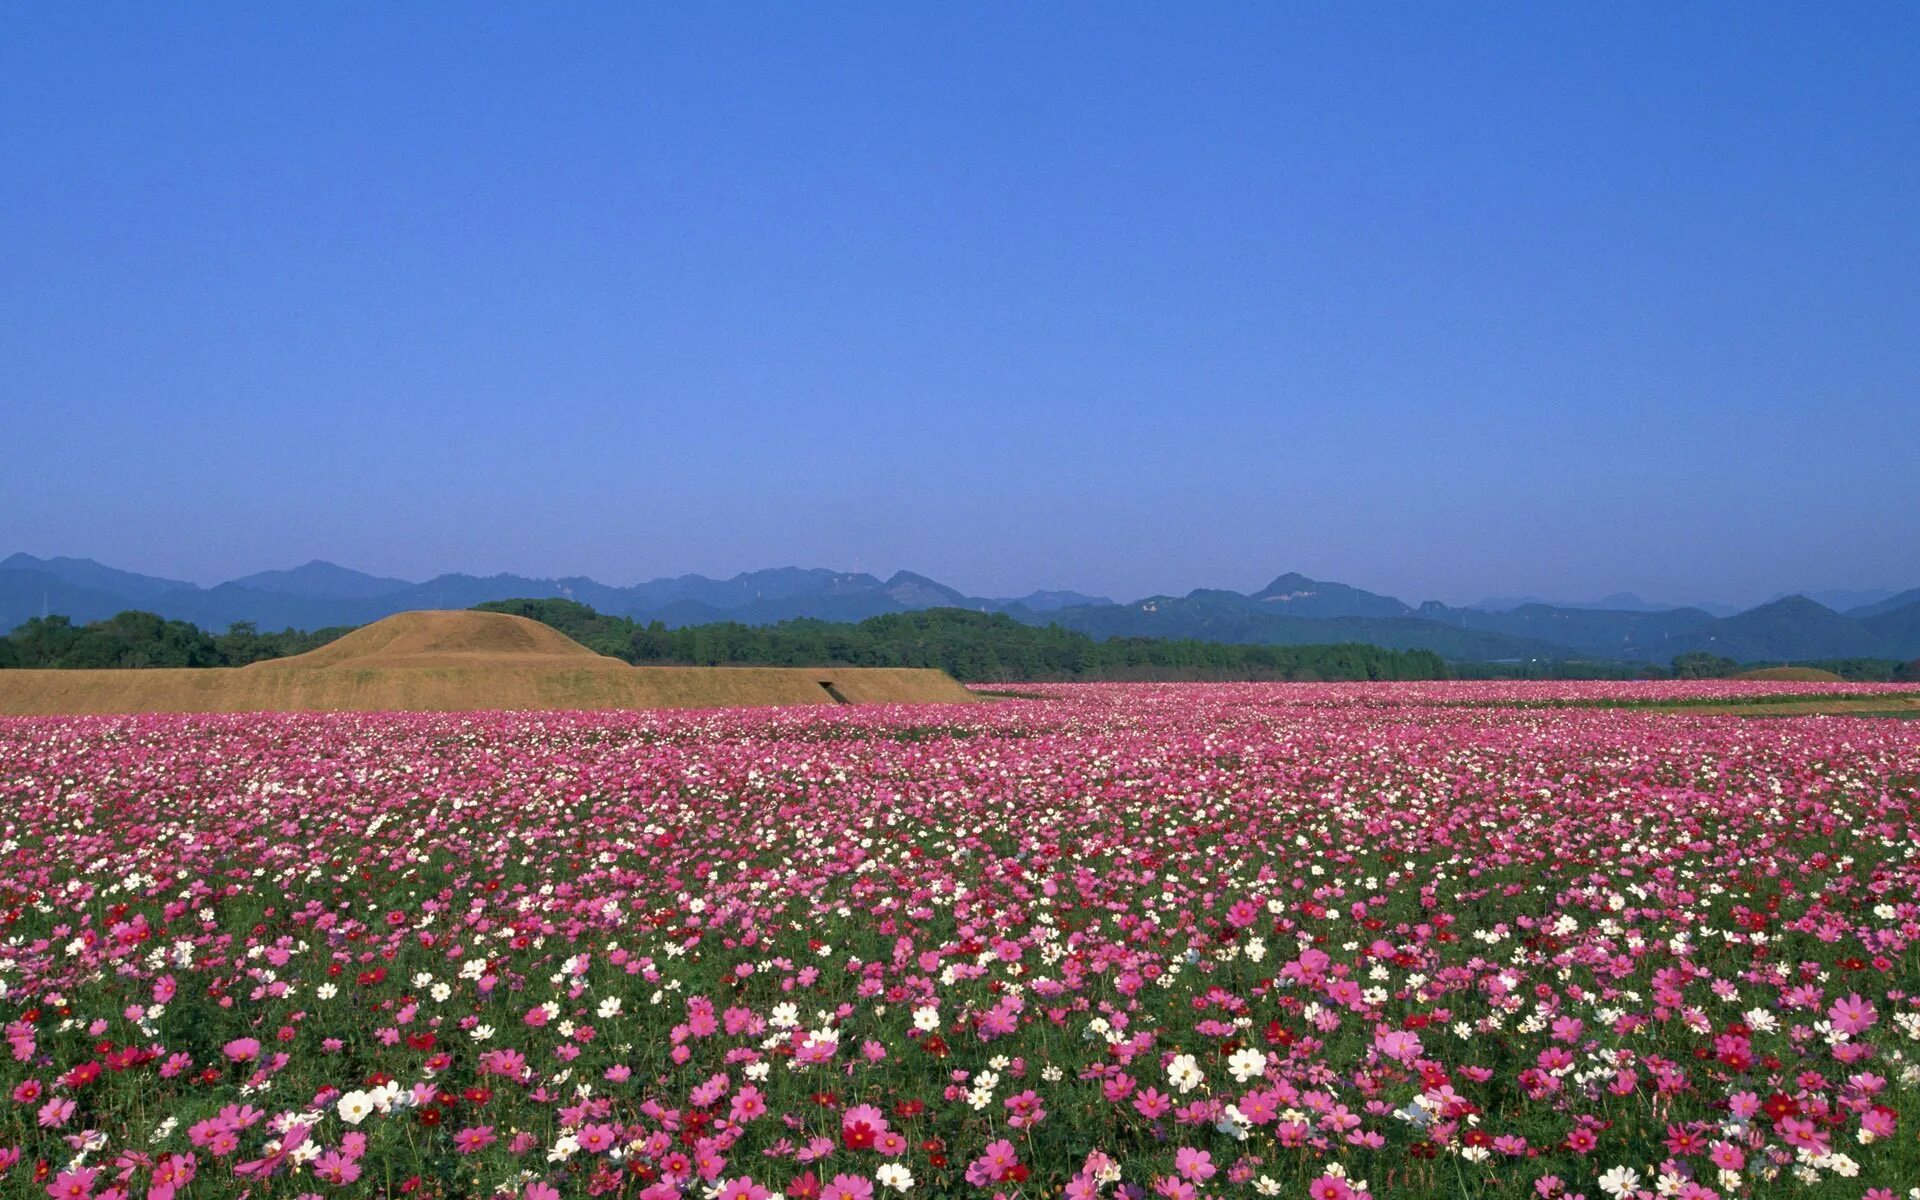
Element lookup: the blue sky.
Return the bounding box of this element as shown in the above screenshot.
[3,4,1916,606]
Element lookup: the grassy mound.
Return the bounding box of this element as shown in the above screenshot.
[1733,666,1846,681]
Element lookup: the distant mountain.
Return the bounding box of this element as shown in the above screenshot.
[880,571,976,610]
[1471,591,1738,617]
[1030,588,1567,660]
[1248,572,1411,618]
[5,551,1915,664]
[226,560,411,599]
[1415,601,1715,659]
[1849,587,1920,620]
[1858,600,1920,658]
[1772,587,1900,614]
[1,553,197,606]
[999,589,1113,613]
[0,568,147,630]
[1664,596,1906,662]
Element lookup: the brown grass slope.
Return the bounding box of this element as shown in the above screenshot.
[268,609,610,668]
[0,610,976,715]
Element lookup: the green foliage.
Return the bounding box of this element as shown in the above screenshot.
[474,600,1451,682]
[1671,650,1740,678]
[1,610,351,668]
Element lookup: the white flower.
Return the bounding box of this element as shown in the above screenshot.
[430,982,451,1003]
[597,996,622,1020]
[876,1163,913,1192]
[336,1091,373,1125]
[316,983,338,1000]
[1598,1166,1642,1198]
[470,1024,495,1042]
[1225,1047,1268,1083]
[1167,1053,1204,1093]
[1216,1107,1250,1141]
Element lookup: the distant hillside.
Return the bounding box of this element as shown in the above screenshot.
[1412,601,1715,659]
[226,560,412,599]
[0,553,199,605]
[1030,591,1570,661]
[1851,586,1920,619]
[5,551,1916,665]
[1246,572,1411,618]
[1662,595,1913,662]
[0,568,146,630]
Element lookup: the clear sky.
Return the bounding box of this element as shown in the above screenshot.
[4,5,1916,607]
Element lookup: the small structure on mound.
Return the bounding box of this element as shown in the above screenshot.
[0,611,977,715]
[1732,666,1845,682]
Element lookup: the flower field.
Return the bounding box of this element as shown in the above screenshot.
[1,684,1917,1199]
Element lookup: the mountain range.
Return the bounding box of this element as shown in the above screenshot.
[4,553,1918,665]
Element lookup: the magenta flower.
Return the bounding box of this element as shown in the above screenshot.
[1173,1147,1215,1182]
[452,1125,497,1154]
[1829,993,1877,1035]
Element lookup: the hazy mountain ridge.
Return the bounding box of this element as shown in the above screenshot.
[3,554,1916,663]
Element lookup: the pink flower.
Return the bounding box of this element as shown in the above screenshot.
[1173,1147,1215,1182]
[453,1125,497,1154]
[821,1175,873,1200]
[1003,1090,1047,1128]
[730,1085,767,1123]
[576,1124,618,1154]
[222,1037,261,1063]
[1374,1028,1422,1062]
[964,1140,1021,1187]
[1828,993,1877,1035]
[313,1150,361,1184]
[46,1168,98,1200]
[1307,1175,1355,1200]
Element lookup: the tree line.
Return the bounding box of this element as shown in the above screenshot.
[473,600,1451,682]
[0,611,351,669]
[0,602,1448,681]
[8,602,1913,682]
